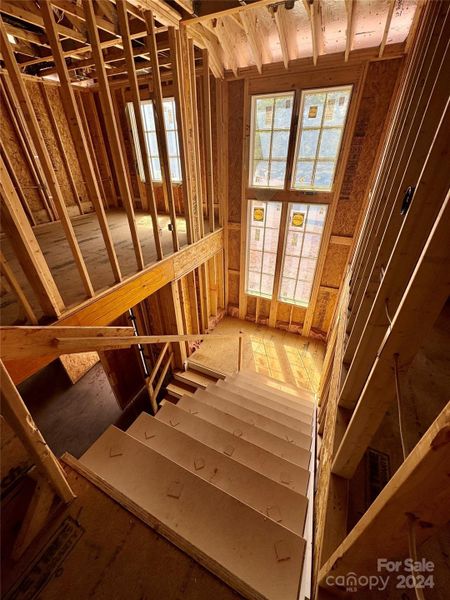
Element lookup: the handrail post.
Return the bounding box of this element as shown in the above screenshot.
[238,331,243,372]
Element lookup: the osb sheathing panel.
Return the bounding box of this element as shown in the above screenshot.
[25,81,77,210]
[246,295,256,317]
[0,92,47,222]
[312,288,338,333]
[321,243,349,289]
[228,228,241,271]
[258,298,270,319]
[227,80,244,223]
[45,85,90,207]
[81,92,111,201]
[276,302,291,323]
[292,305,306,326]
[59,351,99,385]
[228,271,239,306]
[333,58,403,236]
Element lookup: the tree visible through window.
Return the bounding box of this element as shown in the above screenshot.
[292,86,352,191]
[249,92,294,189]
[127,97,182,183]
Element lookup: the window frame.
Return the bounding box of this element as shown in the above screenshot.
[127,97,182,184]
[290,85,353,192]
[245,200,283,300]
[248,91,295,190]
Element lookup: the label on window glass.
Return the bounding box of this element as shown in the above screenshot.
[325,98,335,120]
[292,212,305,228]
[291,233,299,247]
[265,105,273,127]
[308,106,318,119]
[255,228,261,241]
[253,207,265,222]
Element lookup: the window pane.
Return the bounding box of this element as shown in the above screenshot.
[253,160,269,186]
[254,131,271,160]
[279,203,328,307]
[169,157,181,182]
[293,86,352,191]
[250,93,294,189]
[141,102,155,130]
[274,96,293,129]
[151,157,161,181]
[246,200,282,299]
[319,128,342,159]
[271,131,289,159]
[167,131,178,156]
[294,161,314,187]
[255,98,275,130]
[299,129,319,159]
[147,132,158,156]
[269,161,286,187]
[314,162,335,188]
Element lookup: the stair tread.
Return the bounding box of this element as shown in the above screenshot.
[186,359,227,380]
[213,380,313,427]
[128,413,308,535]
[156,403,310,493]
[80,426,305,600]
[195,388,312,446]
[176,396,311,468]
[174,369,217,389]
[166,382,195,399]
[238,370,313,399]
[229,374,315,413]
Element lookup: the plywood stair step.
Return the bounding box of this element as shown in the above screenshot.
[236,370,315,403]
[166,381,196,400]
[228,373,315,413]
[212,380,313,428]
[174,368,219,390]
[79,425,306,600]
[186,358,227,380]
[174,396,311,468]
[156,403,310,494]
[127,413,308,535]
[193,388,312,446]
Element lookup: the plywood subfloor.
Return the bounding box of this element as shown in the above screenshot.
[189,317,325,394]
[1,461,243,600]
[0,209,191,325]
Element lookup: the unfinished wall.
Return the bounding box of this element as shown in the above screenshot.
[225,57,403,337]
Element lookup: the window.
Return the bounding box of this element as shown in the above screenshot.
[249,92,294,189]
[246,200,282,299]
[279,203,327,307]
[128,97,182,183]
[292,86,351,191]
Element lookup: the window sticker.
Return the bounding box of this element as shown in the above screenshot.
[253,207,265,222]
[308,106,318,119]
[324,98,335,121]
[292,212,305,228]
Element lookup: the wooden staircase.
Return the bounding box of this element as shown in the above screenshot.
[78,370,316,600]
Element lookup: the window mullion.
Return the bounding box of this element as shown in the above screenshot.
[292,204,310,304]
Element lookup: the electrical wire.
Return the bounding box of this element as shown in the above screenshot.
[393,353,426,600]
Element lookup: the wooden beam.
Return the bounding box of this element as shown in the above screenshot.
[303,0,323,66]
[344,0,355,62]
[202,49,215,233]
[333,193,450,479]
[0,250,38,325]
[0,17,95,298]
[41,0,123,283]
[239,10,262,75]
[4,229,223,383]
[190,23,224,79]
[0,137,36,226]
[0,1,86,42]
[379,0,396,58]
[0,150,65,318]
[116,1,163,259]
[183,0,285,25]
[0,359,75,503]
[52,0,119,35]
[211,17,238,77]
[82,0,145,271]
[273,5,289,69]
[125,0,181,27]
[168,26,193,243]
[1,326,135,362]
[4,23,50,48]
[319,402,450,591]
[145,10,179,252]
